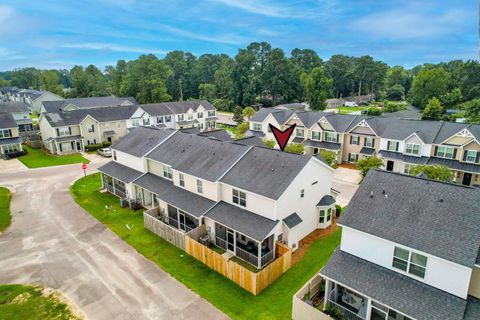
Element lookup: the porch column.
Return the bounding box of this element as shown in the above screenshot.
[151,193,155,207]
[112,178,116,195]
[323,279,331,310]
[257,240,261,269]
[101,173,104,189]
[365,297,372,320]
[233,231,237,255]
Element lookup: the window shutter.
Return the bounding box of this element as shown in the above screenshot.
[387,141,391,150]
[372,138,375,146]
[68,127,72,135]
[56,128,60,136]
[336,134,339,143]
[476,152,480,163]
[395,142,399,152]
[364,137,367,146]
[434,146,438,156]
[452,149,457,159]
[71,142,74,149]
[59,143,62,152]
[349,136,352,144]
[8,129,12,137]
[463,150,468,161]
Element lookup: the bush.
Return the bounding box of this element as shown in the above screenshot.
[284,143,304,154]
[324,304,344,320]
[263,140,276,148]
[366,107,382,116]
[357,156,384,177]
[335,204,342,217]
[84,143,102,152]
[102,141,112,147]
[386,84,405,101]
[320,150,337,167]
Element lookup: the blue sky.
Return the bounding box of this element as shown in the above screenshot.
[0,0,478,70]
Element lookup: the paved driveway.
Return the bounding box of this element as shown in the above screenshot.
[0,160,227,320]
[332,167,362,206]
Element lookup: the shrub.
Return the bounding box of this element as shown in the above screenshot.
[284,143,304,154]
[366,107,382,116]
[84,143,102,152]
[320,150,337,167]
[263,140,276,148]
[357,156,384,177]
[335,204,342,217]
[324,304,345,320]
[102,141,112,147]
[409,164,452,181]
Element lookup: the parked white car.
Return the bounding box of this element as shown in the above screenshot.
[344,101,358,107]
[96,148,112,157]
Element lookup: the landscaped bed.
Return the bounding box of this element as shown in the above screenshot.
[70,174,341,320]
[0,284,82,320]
[18,145,89,169]
[0,187,12,232]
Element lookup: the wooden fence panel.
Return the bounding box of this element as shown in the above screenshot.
[143,212,185,250]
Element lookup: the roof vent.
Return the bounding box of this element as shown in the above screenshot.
[439,198,444,203]
[271,168,275,172]
[384,194,388,199]
[370,191,373,198]
[382,189,385,194]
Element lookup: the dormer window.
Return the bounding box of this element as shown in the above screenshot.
[165,115,172,123]
[435,146,455,159]
[178,114,184,121]
[232,189,246,207]
[405,143,420,156]
[392,246,427,278]
[188,114,193,121]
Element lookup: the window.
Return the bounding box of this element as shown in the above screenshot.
[113,151,117,161]
[324,132,337,143]
[465,150,478,163]
[88,124,95,133]
[364,137,374,147]
[3,144,18,153]
[163,165,173,179]
[157,117,164,124]
[371,301,413,320]
[0,129,11,138]
[131,119,140,127]
[179,173,185,187]
[404,163,413,174]
[311,131,321,140]
[188,114,193,120]
[300,189,304,198]
[319,210,325,223]
[348,153,358,163]
[197,180,203,193]
[387,141,399,152]
[178,114,184,121]
[405,143,420,155]
[197,112,203,119]
[208,111,216,117]
[117,121,121,129]
[350,135,360,145]
[296,128,304,138]
[436,146,455,159]
[327,208,332,221]
[57,127,70,137]
[392,246,427,278]
[267,126,272,133]
[252,123,262,131]
[232,189,246,207]
[165,115,172,123]
[143,118,150,126]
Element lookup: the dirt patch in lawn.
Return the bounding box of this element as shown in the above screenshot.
[292,220,339,265]
[337,163,357,170]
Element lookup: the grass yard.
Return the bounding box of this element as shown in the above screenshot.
[337,106,368,114]
[18,145,89,169]
[0,187,12,232]
[70,174,341,320]
[0,284,81,320]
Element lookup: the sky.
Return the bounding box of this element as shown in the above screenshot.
[0,0,478,71]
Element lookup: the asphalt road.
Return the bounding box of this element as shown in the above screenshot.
[0,157,228,320]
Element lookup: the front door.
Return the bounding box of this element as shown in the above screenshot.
[107,137,112,143]
[76,141,81,151]
[386,160,394,171]
[462,173,472,186]
[227,229,235,252]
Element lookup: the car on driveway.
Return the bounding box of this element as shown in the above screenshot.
[96,148,112,157]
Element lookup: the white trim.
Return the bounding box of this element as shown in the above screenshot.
[347,119,378,136]
[440,128,475,145]
[403,132,424,144]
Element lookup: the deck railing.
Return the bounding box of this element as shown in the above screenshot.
[215,236,228,250]
[326,290,365,320]
[236,246,259,267]
[261,249,275,268]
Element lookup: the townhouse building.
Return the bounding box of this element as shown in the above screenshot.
[249,108,480,186]
[0,112,23,158]
[127,100,217,131]
[38,105,137,154]
[0,101,34,133]
[312,170,480,320]
[98,127,337,269]
[40,96,137,113]
[0,87,63,113]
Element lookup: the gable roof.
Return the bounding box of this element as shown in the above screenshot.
[147,131,250,182]
[198,129,232,141]
[111,127,176,157]
[339,169,480,267]
[0,112,17,128]
[43,105,138,127]
[0,101,30,113]
[162,100,215,113]
[139,103,175,116]
[220,147,312,200]
[42,96,137,113]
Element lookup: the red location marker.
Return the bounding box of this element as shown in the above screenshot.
[269,123,296,151]
[82,163,87,170]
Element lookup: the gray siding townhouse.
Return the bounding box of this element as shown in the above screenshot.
[293,170,480,320]
[0,87,63,113]
[0,101,34,133]
[0,112,23,158]
[38,105,138,154]
[40,96,137,113]
[249,108,480,186]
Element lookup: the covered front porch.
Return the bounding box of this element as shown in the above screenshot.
[98,161,143,200]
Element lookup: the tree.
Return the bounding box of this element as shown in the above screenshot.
[319,150,337,167]
[11,68,41,88]
[442,88,462,107]
[301,66,332,111]
[40,70,64,96]
[284,143,304,154]
[461,98,480,124]
[325,55,356,98]
[409,165,452,182]
[387,66,412,93]
[422,97,444,120]
[410,67,449,109]
[357,157,384,177]
[263,140,276,148]
[262,48,295,105]
[232,106,244,124]
[234,122,249,139]
[198,83,216,101]
[386,84,405,101]
[163,51,196,101]
[242,106,256,120]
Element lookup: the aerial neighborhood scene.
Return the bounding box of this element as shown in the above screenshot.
[0,1,479,320]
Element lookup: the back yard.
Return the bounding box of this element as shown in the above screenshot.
[70,174,341,320]
[18,145,89,169]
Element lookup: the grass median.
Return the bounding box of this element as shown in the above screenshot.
[18,145,89,169]
[0,187,12,232]
[70,174,341,319]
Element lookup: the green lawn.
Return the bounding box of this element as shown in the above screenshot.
[18,145,89,169]
[0,187,12,232]
[337,106,368,114]
[0,284,81,320]
[70,175,341,320]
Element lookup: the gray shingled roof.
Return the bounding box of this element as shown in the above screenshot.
[43,105,138,127]
[205,201,278,241]
[198,129,232,141]
[139,103,175,116]
[359,147,375,155]
[42,96,137,113]
[0,112,17,128]
[162,100,215,113]
[98,161,143,183]
[428,157,480,174]
[0,101,30,113]
[283,212,303,229]
[220,147,311,200]
[147,131,250,182]
[112,127,175,157]
[378,150,429,165]
[132,173,173,195]
[296,111,327,128]
[321,250,467,320]
[0,137,22,145]
[339,169,480,267]
[304,140,341,151]
[317,195,335,206]
[250,108,287,123]
[464,297,480,320]
[233,136,265,147]
[246,130,265,138]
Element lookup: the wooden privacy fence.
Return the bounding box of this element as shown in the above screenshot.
[144,211,185,250]
[185,234,292,295]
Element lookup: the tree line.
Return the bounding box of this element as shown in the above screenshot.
[0,41,478,122]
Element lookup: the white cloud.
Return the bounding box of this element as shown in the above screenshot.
[61,43,167,54]
[158,24,247,45]
[0,47,25,60]
[352,8,468,39]
[209,0,288,17]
